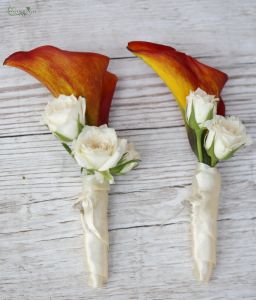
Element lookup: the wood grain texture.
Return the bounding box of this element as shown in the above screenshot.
[0,0,256,299]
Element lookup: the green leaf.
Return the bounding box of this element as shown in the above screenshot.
[54,131,73,142]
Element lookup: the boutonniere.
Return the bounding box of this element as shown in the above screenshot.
[128,41,251,282]
[4,46,140,288]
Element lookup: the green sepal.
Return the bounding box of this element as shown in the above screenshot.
[85,169,95,175]
[116,152,128,165]
[185,123,198,157]
[186,104,214,165]
[204,134,218,167]
[186,104,202,161]
[62,143,72,155]
[204,108,214,126]
[77,116,84,135]
[201,129,212,166]
[54,131,73,142]
[101,170,114,182]
[110,159,140,175]
[221,144,244,161]
[186,103,200,131]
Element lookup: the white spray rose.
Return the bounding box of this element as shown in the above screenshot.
[186,88,218,127]
[73,125,127,172]
[203,115,252,160]
[43,95,86,141]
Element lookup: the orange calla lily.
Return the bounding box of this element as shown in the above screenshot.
[127,41,227,116]
[3,45,118,126]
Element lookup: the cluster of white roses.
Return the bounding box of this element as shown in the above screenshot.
[43,95,140,182]
[185,88,252,282]
[186,88,251,166]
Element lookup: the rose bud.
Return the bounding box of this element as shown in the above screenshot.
[43,95,86,141]
[186,88,219,129]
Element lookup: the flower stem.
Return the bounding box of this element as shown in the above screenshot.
[195,130,203,163]
[210,156,218,167]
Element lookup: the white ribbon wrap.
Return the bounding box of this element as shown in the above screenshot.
[77,174,110,288]
[188,162,221,282]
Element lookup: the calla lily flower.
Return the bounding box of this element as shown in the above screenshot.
[127,41,227,116]
[4,46,118,126]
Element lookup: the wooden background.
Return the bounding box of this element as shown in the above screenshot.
[0,0,255,299]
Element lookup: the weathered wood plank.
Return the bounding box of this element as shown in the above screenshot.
[0,0,256,59]
[0,127,255,195]
[0,218,255,300]
[1,0,256,299]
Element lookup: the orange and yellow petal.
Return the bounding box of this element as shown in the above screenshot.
[100,72,118,125]
[4,45,118,126]
[127,41,227,115]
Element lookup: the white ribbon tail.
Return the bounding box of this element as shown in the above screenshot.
[79,196,109,248]
[76,174,110,288]
[188,162,221,283]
